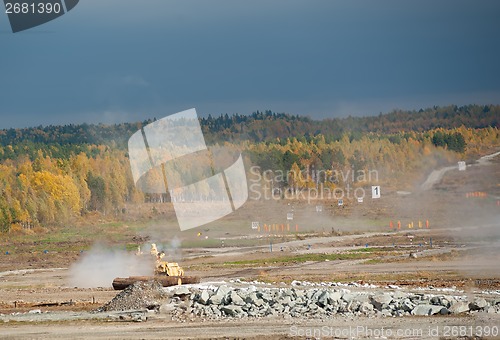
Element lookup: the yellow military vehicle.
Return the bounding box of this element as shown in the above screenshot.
[112,243,198,290]
[149,243,185,277]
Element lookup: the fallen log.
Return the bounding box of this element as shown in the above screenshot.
[112,276,200,290]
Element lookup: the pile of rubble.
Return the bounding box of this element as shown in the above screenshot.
[164,284,500,319]
[96,281,169,312]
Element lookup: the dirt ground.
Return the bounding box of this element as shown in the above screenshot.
[2,314,500,340]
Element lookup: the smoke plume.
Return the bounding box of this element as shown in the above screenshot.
[68,244,154,288]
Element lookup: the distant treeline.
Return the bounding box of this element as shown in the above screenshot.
[0,104,497,161]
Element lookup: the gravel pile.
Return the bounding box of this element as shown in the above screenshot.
[96,281,169,312]
[166,284,500,319]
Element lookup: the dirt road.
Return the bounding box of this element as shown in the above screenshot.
[1,310,499,339]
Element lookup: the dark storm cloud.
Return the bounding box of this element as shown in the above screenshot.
[0,0,499,128]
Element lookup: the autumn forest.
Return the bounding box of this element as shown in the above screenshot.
[0,105,498,233]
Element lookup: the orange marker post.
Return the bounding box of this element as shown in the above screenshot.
[426,220,429,228]
[295,224,298,232]
[389,221,393,229]
[397,221,401,230]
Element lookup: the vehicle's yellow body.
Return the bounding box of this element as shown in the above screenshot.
[147,243,185,277]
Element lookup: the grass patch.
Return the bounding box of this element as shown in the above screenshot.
[223,252,374,267]
[347,247,396,253]
[364,258,385,264]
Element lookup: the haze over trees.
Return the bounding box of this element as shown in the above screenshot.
[0,105,498,232]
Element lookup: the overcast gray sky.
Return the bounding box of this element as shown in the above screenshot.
[1,0,499,129]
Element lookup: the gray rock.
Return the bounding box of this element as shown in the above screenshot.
[401,299,416,312]
[208,293,224,305]
[229,291,245,306]
[317,291,329,307]
[216,285,231,296]
[202,306,213,317]
[342,292,357,303]
[412,304,445,316]
[469,298,488,311]
[274,303,285,313]
[237,291,249,302]
[337,301,349,313]
[199,290,210,305]
[282,295,294,307]
[371,294,393,310]
[328,291,342,303]
[260,292,273,302]
[430,296,442,305]
[264,307,275,316]
[449,301,469,314]
[159,303,175,314]
[221,305,243,317]
[486,306,497,314]
[355,294,371,303]
[255,298,266,307]
[245,292,265,306]
[294,289,305,298]
[359,302,374,314]
[247,310,258,317]
[210,305,222,317]
[440,308,450,315]
[394,310,405,317]
[380,309,393,317]
[440,298,451,308]
[172,286,191,296]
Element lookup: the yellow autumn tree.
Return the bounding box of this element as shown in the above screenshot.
[30,171,81,224]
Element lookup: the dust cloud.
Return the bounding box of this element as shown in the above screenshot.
[68,244,154,288]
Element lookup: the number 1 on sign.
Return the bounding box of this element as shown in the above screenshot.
[372,186,381,199]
